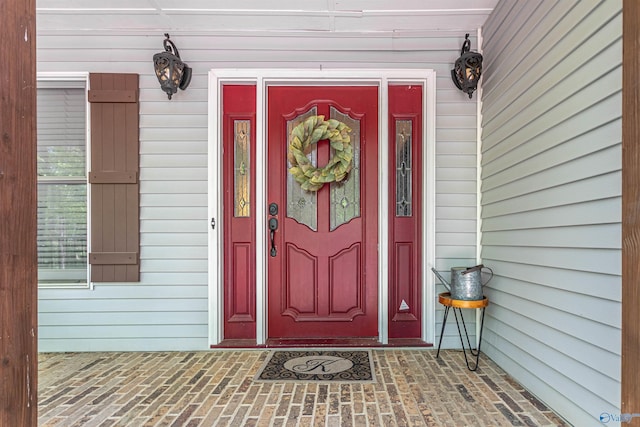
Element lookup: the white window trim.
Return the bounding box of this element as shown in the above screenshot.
[207,69,436,346]
[37,72,91,290]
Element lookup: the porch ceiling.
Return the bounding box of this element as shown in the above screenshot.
[36,0,499,34]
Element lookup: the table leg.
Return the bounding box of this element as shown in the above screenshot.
[435,306,450,359]
[453,306,486,371]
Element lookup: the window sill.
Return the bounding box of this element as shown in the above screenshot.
[38,282,91,290]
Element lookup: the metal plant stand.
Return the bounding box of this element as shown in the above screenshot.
[436,292,489,371]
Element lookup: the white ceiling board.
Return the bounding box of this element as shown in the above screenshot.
[36,0,499,33]
[37,0,499,12]
[333,0,499,11]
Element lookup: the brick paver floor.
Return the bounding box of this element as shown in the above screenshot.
[38,349,569,426]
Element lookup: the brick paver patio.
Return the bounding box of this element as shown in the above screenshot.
[38,349,569,426]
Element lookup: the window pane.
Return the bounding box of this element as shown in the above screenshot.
[286,108,318,231]
[37,183,87,281]
[37,85,87,283]
[396,120,412,217]
[234,120,250,217]
[330,107,361,230]
[37,88,86,177]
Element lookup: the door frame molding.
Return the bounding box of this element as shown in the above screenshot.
[208,69,436,346]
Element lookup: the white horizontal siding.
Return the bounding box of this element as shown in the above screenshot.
[480,1,622,426]
[36,3,487,351]
[38,283,209,351]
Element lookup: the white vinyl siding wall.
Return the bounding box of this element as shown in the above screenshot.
[36,10,482,350]
[480,1,621,425]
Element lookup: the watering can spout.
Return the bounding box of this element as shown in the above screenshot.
[431,267,451,291]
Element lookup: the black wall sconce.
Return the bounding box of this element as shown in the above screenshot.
[153,33,192,99]
[451,34,483,99]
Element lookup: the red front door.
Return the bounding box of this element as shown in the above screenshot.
[267,86,379,339]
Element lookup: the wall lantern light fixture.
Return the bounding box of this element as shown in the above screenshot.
[153,33,192,99]
[451,33,483,99]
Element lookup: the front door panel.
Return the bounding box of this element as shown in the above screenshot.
[267,86,378,339]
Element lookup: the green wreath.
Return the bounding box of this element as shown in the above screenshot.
[287,115,353,192]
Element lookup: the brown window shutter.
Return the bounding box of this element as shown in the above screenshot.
[88,73,140,282]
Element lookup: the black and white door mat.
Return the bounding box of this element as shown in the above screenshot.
[254,350,375,383]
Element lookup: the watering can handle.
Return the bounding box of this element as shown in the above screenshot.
[481,266,494,286]
[462,264,494,286]
[462,264,484,274]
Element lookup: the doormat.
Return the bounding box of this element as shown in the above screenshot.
[254,350,375,383]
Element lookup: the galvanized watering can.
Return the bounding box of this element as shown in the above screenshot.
[431,264,493,301]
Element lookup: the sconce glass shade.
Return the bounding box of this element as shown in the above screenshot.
[451,34,483,99]
[153,33,192,99]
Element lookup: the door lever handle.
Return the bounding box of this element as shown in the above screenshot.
[269,218,278,257]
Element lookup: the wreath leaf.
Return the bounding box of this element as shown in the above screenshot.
[330,139,345,151]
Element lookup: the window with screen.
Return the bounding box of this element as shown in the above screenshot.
[37,79,88,285]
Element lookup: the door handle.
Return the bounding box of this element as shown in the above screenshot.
[269,218,278,257]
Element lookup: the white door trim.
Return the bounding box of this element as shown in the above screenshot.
[207,69,436,346]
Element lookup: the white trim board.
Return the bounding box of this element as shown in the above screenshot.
[207,69,436,346]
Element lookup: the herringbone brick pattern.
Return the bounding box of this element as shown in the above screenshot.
[38,350,569,426]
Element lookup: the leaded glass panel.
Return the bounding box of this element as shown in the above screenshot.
[396,120,412,217]
[330,107,360,230]
[286,107,318,231]
[234,120,250,217]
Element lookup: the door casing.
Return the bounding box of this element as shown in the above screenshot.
[208,69,437,346]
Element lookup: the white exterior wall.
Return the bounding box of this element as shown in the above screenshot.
[36,6,484,351]
[480,1,622,425]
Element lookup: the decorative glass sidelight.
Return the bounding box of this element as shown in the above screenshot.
[396,120,412,217]
[287,107,318,231]
[234,120,251,217]
[330,107,361,230]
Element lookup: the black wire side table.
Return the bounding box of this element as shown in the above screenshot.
[436,292,489,371]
